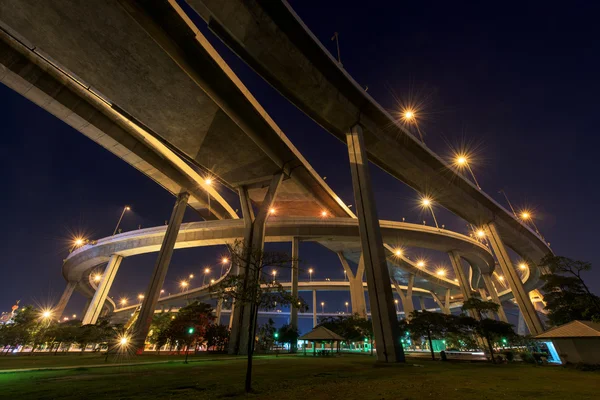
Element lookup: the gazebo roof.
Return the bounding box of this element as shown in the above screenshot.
[299,326,345,341]
[535,320,600,339]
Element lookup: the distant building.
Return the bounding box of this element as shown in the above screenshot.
[535,320,600,365]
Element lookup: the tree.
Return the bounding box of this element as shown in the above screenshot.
[277,324,299,352]
[166,301,214,363]
[147,312,173,354]
[205,324,230,351]
[210,240,307,392]
[475,319,516,363]
[407,311,450,360]
[462,298,500,320]
[539,254,600,325]
[256,318,276,351]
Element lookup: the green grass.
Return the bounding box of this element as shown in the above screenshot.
[0,352,237,370]
[0,355,598,399]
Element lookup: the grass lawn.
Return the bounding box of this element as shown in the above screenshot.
[0,352,240,370]
[0,354,598,399]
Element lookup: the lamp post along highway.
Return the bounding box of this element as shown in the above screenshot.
[421,197,439,229]
[113,206,131,236]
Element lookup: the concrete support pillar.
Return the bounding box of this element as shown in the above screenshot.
[482,273,509,322]
[448,251,478,320]
[215,298,223,324]
[431,290,451,315]
[82,254,123,325]
[54,281,77,318]
[312,289,317,327]
[346,124,404,362]
[229,173,284,355]
[290,237,299,352]
[484,222,543,334]
[338,252,367,318]
[419,297,426,311]
[132,192,189,351]
[392,275,415,319]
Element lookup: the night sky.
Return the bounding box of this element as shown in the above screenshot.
[1,1,598,331]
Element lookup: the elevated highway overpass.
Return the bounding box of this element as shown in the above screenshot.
[0,1,551,357]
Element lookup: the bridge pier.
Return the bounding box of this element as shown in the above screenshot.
[82,254,123,325]
[290,237,299,352]
[484,222,543,334]
[431,289,451,314]
[448,251,479,319]
[312,290,317,327]
[393,275,415,319]
[337,252,367,318]
[481,273,508,322]
[346,124,404,362]
[229,173,284,355]
[54,281,77,319]
[131,191,189,352]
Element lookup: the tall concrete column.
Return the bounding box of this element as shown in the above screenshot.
[448,251,478,319]
[431,290,451,314]
[482,273,509,322]
[393,275,415,319]
[215,298,223,324]
[229,173,284,355]
[346,124,404,363]
[419,297,426,311]
[290,237,299,352]
[132,192,189,351]
[82,254,123,325]
[338,252,367,317]
[484,222,543,334]
[54,281,77,318]
[312,289,317,327]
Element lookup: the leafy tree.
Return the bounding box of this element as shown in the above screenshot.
[166,301,214,362]
[210,240,307,392]
[539,254,600,325]
[256,318,276,351]
[277,324,299,352]
[205,324,230,351]
[147,312,173,354]
[407,311,450,360]
[462,298,500,320]
[475,319,516,363]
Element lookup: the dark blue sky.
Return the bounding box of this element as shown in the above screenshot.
[1,1,598,326]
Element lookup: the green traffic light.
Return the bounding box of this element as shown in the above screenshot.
[274,332,279,338]
[188,327,194,334]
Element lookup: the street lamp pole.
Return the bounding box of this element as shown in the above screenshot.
[421,198,439,229]
[113,205,131,235]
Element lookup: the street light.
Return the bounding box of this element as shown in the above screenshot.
[394,299,399,313]
[138,294,144,301]
[416,260,426,268]
[401,108,425,143]
[394,248,403,257]
[520,210,544,238]
[321,302,325,314]
[269,208,276,215]
[272,269,277,284]
[210,279,215,284]
[320,210,328,218]
[421,197,440,229]
[93,274,102,282]
[203,268,210,285]
[70,236,88,252]
[454,154,481,190]
[189,274,194,279]
[308,268,313,282]
[436,268,446,277]
[345,301,349,314]
[220,257,229,276]
[519,263,528,270]
[112,205,131,236]
[180,280,189,291]
[120,298,128,306]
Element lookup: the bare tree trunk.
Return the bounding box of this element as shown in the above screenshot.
[486,334,496,363]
